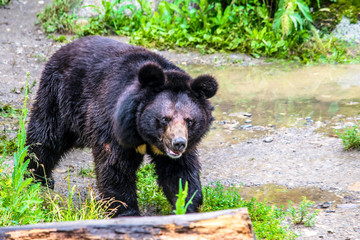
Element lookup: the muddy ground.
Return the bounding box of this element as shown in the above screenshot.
[1,1,360,239]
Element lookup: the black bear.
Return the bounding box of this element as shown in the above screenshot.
[26,36,218,216]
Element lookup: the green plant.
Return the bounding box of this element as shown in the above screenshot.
[37,0,78,33]
[0,0,11,6]
[0,104,21,118]
[136,163,172,215]
[173,178,198,215]
[201,182,295,239]
[287,197,319,226]
[273,0,313,38]
[0,73,45,226]
[336,124,360,150]
[10,81,37,95]
[44,170,110,221]
[0,134,17,155]
[78,164,96,178]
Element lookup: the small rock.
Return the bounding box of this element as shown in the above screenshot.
[245,119,252,124]
[244,112,252,117]
[306,117,312,121]
[325,209,336,213]
[16,47,23,55]
[53,168,68,174]
[345,122,355,127]
[320,202,332,208]
[263,137,273,143]
[302,229,318,237]
[336,204,360,209]
[348,182,360,192]
[240,124,252,130]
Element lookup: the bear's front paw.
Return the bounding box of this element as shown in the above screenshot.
[113,208,141,217]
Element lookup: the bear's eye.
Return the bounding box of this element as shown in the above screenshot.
[161,116,171,125]
[186,118,194,127]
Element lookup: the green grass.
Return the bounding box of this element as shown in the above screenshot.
[0,134,17,155]
[136,163,173,215]
[78,164,96,178]
[0,0,11,6]
[201,181,296,239]
[37,0,79,33]
[336,124,360,150]
[0,104,21,118]
[0,75,45,226]
[44,172,110,221]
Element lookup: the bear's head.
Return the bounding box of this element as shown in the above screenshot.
[113,62,218,159]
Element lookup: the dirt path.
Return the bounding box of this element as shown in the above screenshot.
[0,1,359,239]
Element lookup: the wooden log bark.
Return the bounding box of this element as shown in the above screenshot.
[0,208,255,240]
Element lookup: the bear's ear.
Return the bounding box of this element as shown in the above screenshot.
[138,62,165,88]
[191,75,218,99]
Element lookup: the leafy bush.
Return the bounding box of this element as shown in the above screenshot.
[287,197,319,227]
[336,124,360,150]
[136,163,172,215]
[37,0,358,63]
[37,0,79,33]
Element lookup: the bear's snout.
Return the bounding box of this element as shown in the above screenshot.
[162,119,188,159]
[172,137,187,152]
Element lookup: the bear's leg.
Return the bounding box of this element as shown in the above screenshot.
[152,152,203,213]
[93,144,143,217]
[26,107,75,189]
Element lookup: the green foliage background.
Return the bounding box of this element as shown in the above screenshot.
[37,0,360,63]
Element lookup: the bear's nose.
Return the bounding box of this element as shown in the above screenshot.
[172,137,187,152]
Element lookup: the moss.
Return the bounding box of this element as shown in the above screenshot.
[313,1,360,33]
[0,134,17,155]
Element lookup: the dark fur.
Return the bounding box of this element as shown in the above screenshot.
[26,36,217,216]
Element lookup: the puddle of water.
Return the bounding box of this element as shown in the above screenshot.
[237,184,342,208]
[186,64,360,141]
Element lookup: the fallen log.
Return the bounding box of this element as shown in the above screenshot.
[0,208,255,240]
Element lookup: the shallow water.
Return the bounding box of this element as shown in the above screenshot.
[186,64,360,143]
[238,184,341,208]
[187,64,360,126]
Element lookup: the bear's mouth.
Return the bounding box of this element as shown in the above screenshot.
[165,147,183,159]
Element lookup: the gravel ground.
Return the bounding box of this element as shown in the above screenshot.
[0,1,360,239]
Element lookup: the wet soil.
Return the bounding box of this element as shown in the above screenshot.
[1,1,360,239]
